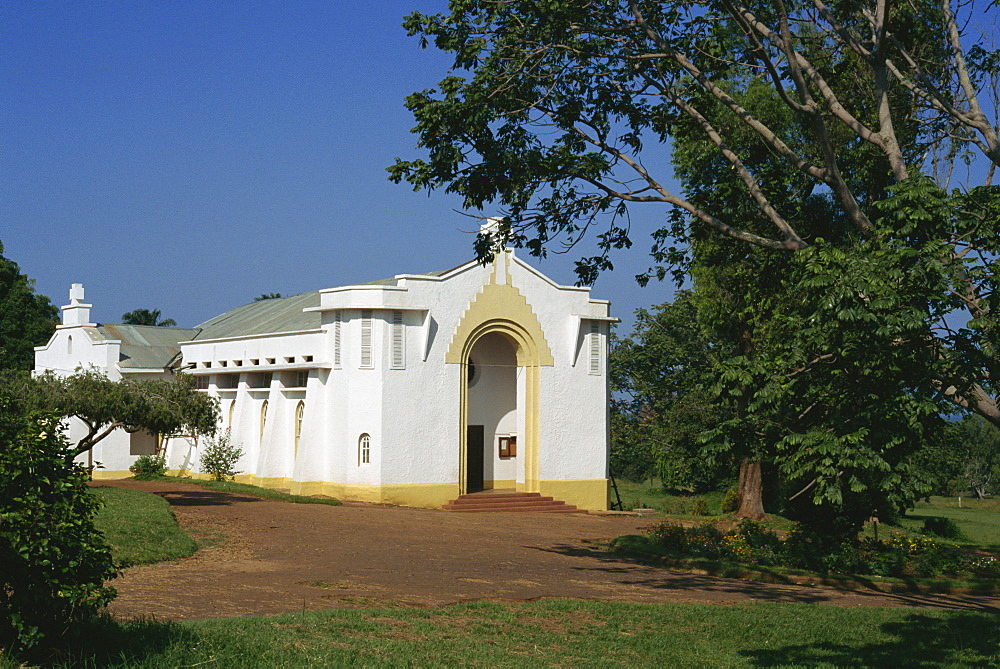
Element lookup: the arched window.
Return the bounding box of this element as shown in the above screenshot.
[67,335,73,355]
[228,400,236,429]
[260,400,268,441]
[294,401,305,457]
[358,433,371,465]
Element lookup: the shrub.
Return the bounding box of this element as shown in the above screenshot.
[129,454,167,480]
[921,517,969,542]
[199,430,244,482]
[689,497,709,516]
[721,485,739,513]
[0,406,117,655]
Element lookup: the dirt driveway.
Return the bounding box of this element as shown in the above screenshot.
[96,480,999,621]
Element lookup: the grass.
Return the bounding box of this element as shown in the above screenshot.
[161,477,342,506]
[91,487,197,568]
[21,599,997,667]
[900,496,1000,550]
[614,479,728,516]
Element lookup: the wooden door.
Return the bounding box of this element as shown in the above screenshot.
[466,424,485,493]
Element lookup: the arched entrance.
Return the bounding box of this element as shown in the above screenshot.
[465,332,518,492]
[445,253,555,496]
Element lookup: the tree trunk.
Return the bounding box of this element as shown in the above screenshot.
[735,458,766,520]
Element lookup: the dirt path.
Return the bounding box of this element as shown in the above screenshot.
[96,480,1000,621]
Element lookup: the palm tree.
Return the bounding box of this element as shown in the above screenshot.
[121,308,177,327]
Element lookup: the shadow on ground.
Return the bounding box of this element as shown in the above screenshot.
[531,542,1000,611]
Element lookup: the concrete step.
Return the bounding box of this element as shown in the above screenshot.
[443,491,582,513]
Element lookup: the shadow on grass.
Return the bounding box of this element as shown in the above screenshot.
[740,611,1000,666]
[11,615,196,668]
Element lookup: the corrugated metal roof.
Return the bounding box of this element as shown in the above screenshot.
[194,291,323,340]
[96,324,202,369]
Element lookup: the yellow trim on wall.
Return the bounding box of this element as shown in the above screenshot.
[539,478,609,511]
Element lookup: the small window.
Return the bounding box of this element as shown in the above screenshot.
[303,355,313,363]
[284,356,295,364]
[360,310,373,368]
[234,360,243,366]
[265,358,275,365]
[391,310,405,369]
[250,358,259,366]
[499,435,517,458]
[220,360,228,367]
[294,401,305,457]
[260,400,268,441]
[589,322,602,375]
[67,335,73,355]
[358,433,371,465]
[334,310,342,367]
[202,361,211,368]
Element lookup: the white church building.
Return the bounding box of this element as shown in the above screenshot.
[34,250,613,510]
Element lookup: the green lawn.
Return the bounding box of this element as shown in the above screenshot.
[91,487,197,568]
[35,599,999,667]
[902,497,1000,549]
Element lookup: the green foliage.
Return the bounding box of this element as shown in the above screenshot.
[611,292,734,491]
[721,485,739,514]
[0,241,59,372]
[922,517,969,542]
[253,293,283,301]
[0,369,219,457]
[129,454,168,480]
[120,308,176,327]
[0,405,116,654]
[199,430,244,481]
[636,518,992,580]
[91,487,198,567]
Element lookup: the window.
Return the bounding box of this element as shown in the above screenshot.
[589,322,601,375]
[295,370,308,388]
[250,358,259,366]
[391,310,405,369]
[260,400,268,441]
[360,309,373,368]
[358,433,371,465]
[195,375,210,390]
[219,374,239,389]
[248,372,272,388]
[334,310,342,367]
[294,402,305,457]
[67,335,73,355]
[228,400,236,428]
[499,435,517,458]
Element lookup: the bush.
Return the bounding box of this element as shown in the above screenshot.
[129,454,167,480]
[0,406,117,655]
[721,485,739,513]
[199,430,244,482]
[921,517,969,542]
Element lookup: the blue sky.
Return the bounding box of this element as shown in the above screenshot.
[1,1,667,332]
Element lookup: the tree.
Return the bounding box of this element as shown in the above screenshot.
[254,292,283,301]
[392,1,1000,536]
[0,405,116,654]
[611,292,734,490]
[0,241,59,372]
[120,308,177,327]
[391,0,1000,420]
[0,370,219,459]
[944,414,1000,499]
